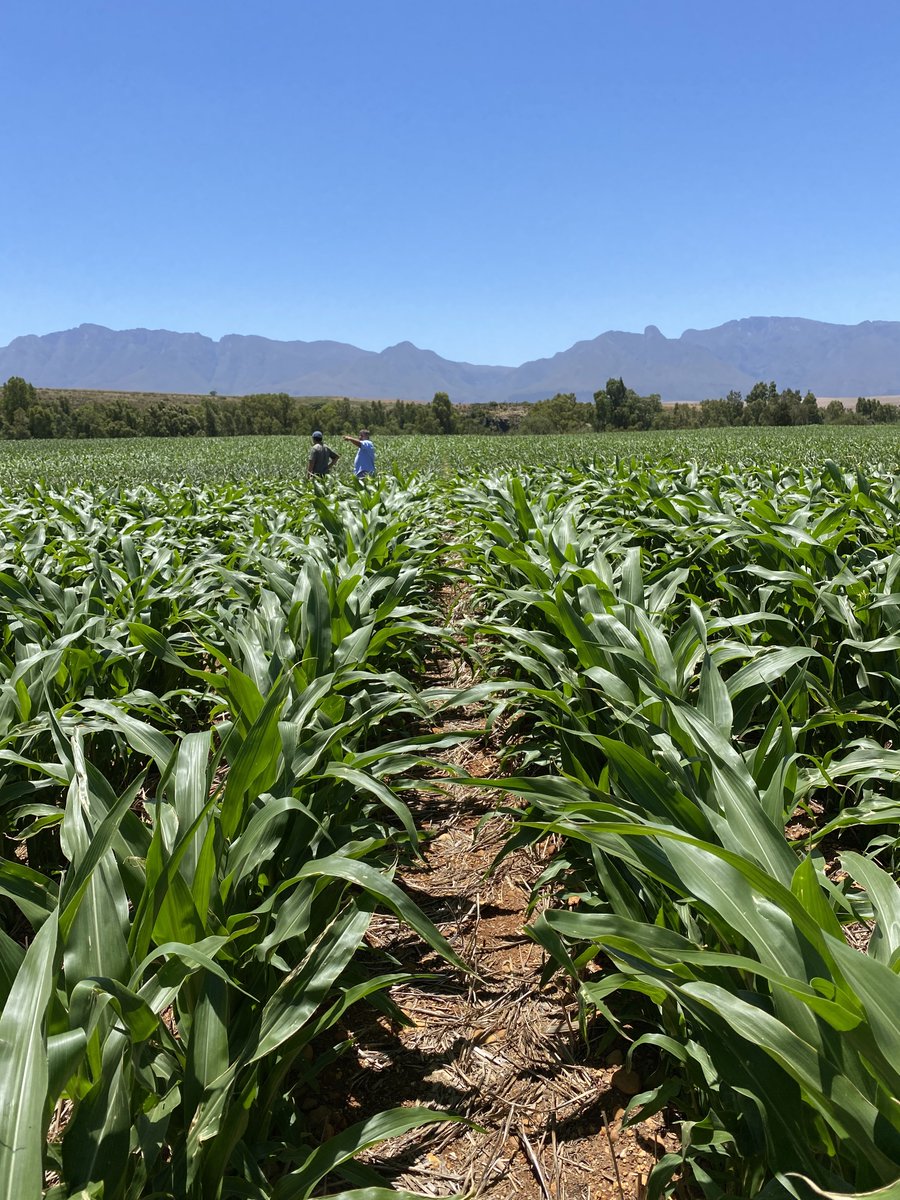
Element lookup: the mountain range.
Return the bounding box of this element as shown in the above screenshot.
[2,317,899,404]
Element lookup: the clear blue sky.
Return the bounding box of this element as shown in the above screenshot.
[3,1,899,365]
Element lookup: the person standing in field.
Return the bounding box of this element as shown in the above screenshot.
[343,428,376,480]
[307,430,339,477]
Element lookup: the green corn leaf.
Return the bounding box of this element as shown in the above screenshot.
[68,975,158,1044]
[251,905,372,1062]
[293,854,470,974]
[0,927,25,1009]
[59,781,145,944]
[323,763,419,850]
[60,735,130,985]
[791,855,845,941]
[841,852,900,967]
[184,971,229,1118]
[828,939,900,1086]
[221,677,286,840]
[783,1173,900,1198]
[0,908,58,1200]
[698,650,733,736]
[152,868,205,945]
[0,859,57,929]
[174,730,213,886]
[61,1029,133,1198]
[78,699,175,776]
[131,937,240,1000]
[271,1108,464,1200]
[300,562,333,677]
[47,1028,88,1102]
[128,620,186,667]
[681,980,900,1178]
[727,646,820,699]
[128,786,221,963]
[598,736,713,840]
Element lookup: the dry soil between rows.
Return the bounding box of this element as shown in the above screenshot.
[313,694,681,1199]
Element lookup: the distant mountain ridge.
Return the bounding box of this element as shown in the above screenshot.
[2,318,899,404]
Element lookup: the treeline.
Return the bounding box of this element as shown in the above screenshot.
[2,375,897,440]
[663,384,900,430]
[518,379,900,432]
[0,379,497,440]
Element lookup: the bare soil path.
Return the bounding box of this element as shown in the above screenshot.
[316,588,681,1198]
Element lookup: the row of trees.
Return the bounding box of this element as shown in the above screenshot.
[527,380,900,433]
[2,375,898,440]
[0,379,464,441]
[507,380,823,433]
[0,379,530,441]
[667,384,900,429]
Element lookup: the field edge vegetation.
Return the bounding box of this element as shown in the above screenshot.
[2,438,900,1196]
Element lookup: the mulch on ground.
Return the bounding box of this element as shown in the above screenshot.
[302,577,683,1197]
[312,722,680,1200]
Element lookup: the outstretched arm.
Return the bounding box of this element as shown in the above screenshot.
[343,434,362,447]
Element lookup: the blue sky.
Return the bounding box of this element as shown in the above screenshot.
[3,1,899,364]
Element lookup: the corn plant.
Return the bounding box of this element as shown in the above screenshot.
[452,462,900,1196]
[0,475,471,1199]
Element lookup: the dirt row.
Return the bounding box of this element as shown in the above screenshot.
[315,681,681,1199]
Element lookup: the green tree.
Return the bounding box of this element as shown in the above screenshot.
[699,390,744,427]
[743,381,779,425]
[661,402,701,429]
[7,408,31,439]
[521,393,593,434]
[593,378,662,430]
[27,403,62,439]
[800,391,822,425]
[103,397,142,438]
[409,404,440,434]
[141,401,201,437]
[2,376,37,434]
[854,395,898,423]
[431,391,455,434]
[823,400,861,425]
[202,397,221,436]
[773,387,801,426]
[593,377,627,429]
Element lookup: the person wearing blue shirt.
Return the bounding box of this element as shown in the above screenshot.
[343,428,376,479]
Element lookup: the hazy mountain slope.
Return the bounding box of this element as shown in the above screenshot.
[0,325,218,393]
[506,326,758,402]
[681,317,900,395]
[1,318,898,402]
[209,334,376,394]
[0,325,513,402]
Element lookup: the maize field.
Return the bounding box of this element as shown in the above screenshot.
[4,428,900,1199]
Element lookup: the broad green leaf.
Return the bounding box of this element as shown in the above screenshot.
[0,908,58,1200]
[293,855,469,973]
[272,1108,463,1200]
[221,678,286,840]
[842,852,900,967]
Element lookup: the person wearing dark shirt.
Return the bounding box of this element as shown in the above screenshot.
[307,430,339,477]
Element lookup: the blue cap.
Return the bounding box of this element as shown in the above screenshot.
[312,430,323,440]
